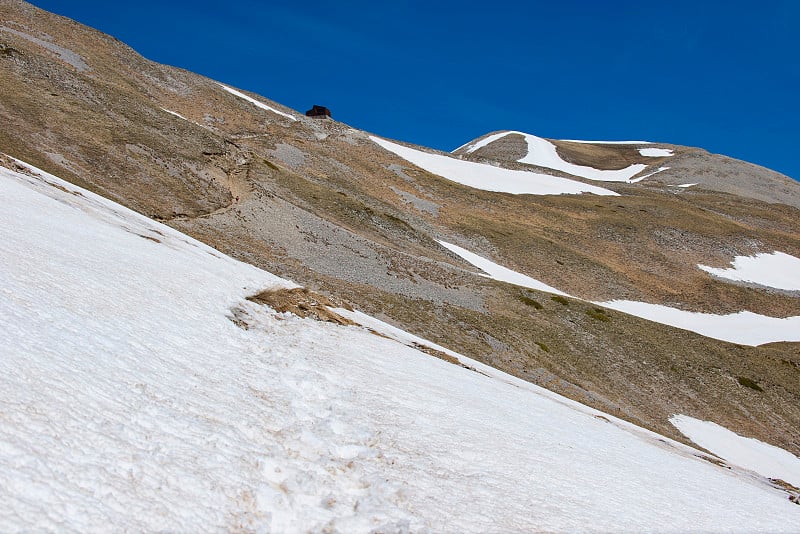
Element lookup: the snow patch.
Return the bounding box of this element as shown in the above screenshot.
[439,240,568,296]
[671,415,800,488]
[517,132,647,182]
[598,300,800,346]
[463,131,512,154]
[370,136,619,197]
[628,166,669,183]
[162,108,188,121]
[218,83,297,121]
[638,148,674,157]
[677,183,698,188]
[698,251,800,291]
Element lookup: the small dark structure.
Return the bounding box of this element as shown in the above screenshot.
[305,105,332,119]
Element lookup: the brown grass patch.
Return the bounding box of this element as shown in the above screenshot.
[769,478,800,492]
[247,287,356,326]
[737,376,763,392]
[410,342,489,376]
[699,455,729,468]
[552,140,660,170]
[47,182,83,196]
[412,342,462,365]
[411,342,487,375]
[586,307,611,322]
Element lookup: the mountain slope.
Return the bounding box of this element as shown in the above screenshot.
[2,156,799,531]
[1,0,799,463]
[454,130,800,208]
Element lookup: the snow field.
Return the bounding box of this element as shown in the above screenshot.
[671,415,800,489]
[370,136,618,196]
[1,160,798,531]
[698,251,800,291]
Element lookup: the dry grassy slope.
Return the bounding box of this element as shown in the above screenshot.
[2,0,800,456]
[447,132,800,315]
[0,0,301,219]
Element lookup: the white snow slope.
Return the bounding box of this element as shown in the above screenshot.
[698,251,800,291]
[1,160,798,532]
[439,240,800,346]
[671,415,800,489]
[370,136,619,196]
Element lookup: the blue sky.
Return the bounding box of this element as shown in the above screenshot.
[30,0,799,180]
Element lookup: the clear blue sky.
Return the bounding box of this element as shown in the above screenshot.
[30,0,799,180]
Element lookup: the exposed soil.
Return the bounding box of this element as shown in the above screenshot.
[247,287,356,326]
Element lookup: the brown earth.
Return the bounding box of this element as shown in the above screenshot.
[247,287,356,326]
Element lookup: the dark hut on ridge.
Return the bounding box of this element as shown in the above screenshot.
[305,105,332,119]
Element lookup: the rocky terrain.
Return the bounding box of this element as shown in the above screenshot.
[2,0,799,459]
